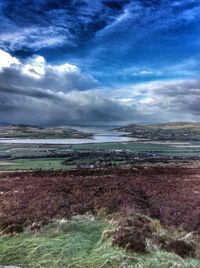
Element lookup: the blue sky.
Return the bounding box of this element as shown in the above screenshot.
[0,0,200,125]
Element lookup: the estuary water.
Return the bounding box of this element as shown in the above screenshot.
[0,129,137,145]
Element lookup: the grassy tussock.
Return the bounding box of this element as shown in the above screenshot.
[0,215,200,268]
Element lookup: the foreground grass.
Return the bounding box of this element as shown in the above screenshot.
[0,216,200,268]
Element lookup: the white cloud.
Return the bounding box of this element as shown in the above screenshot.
[118,79,200,119]
[22,56,46,79]
[132,69,161,77]
[0,26,70,51]
[21,55,79,80]
[0,50,20,70]
[0,49,97,91]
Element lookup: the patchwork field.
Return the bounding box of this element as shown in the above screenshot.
[1,140,200,171]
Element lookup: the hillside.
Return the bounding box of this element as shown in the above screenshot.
[0,124,92,139]
[1,167,200,267]
[115,122,200,141]
[1,167,199,231]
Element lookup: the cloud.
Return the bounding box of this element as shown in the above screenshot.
[0,50,98,92]
[0,49,140,125]
[118,58,200,80]
[0,89,138,126]
[0,0,199,92]
[0,26,70,51]
[1,0,199,53]
[128,68,161,77]
[86,0,200,83]
[0,49,20,70]
[1,50,200,126]
[0,0,129,52]
[127,79,200,119]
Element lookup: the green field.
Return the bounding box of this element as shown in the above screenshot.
[72,141,200,156]
[0,158,74,172]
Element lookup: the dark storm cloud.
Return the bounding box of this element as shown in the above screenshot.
[0,85,60,100]
[0,85,139,126]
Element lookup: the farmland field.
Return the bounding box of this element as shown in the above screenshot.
[0,140,200,171]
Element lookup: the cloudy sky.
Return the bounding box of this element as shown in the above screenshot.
[0,0,200,126]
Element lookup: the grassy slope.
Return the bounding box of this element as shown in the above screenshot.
[115,122,200,141]
[0,125,92,139]
[0,216,200,268]
[117,122,200,130]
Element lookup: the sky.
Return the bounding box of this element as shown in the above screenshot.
[0,0,200,126]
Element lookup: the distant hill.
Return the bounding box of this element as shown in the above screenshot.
[0,125,92,139]
[0,122,12,127]
[114,122,200,141]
